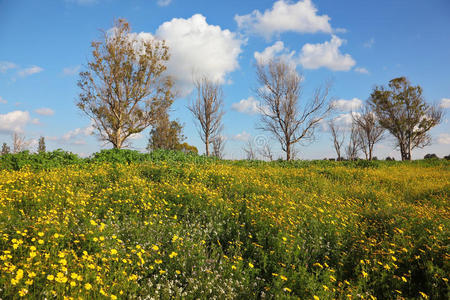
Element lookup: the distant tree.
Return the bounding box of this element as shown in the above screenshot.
[353,104,384,160]
[211,135,226,159]
[346,123,360,160]
[328,119,345,161]
[174,142,198,154]
[369,77,443,160]
[424,153,438,159]
[77,19,174,149]
[1,143,10,155]
[385,156,395,161]
[243,140,256,160]
[255,59,332,160]
[444,154,450,160]
[12,133,30,153]
[189,77,224,156]
[258,143,274,161]
[38,136,46,153]
[147,114,185,151]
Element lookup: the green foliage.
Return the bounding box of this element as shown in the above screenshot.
[0,149,83,171]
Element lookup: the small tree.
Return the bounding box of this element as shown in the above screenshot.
[1,143,10,155]
[258,143,274,161]
[147,115,185,151]
[38,136,46,153]
[243,139,256,160]
[77,19,174,149]
[346,122,360,160]
[189,77,224,156]
[369,77,442,160]
[211,135,226,159]
[328,119,345,161]
[12,132,30,153]
[256,59,332,160]
[353,104,384,160]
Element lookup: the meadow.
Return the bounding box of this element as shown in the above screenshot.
[0,150,448,299]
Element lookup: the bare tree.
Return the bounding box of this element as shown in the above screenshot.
[12,133,30,153]
[211,135,226,159]
[346,122,360,160]
[242,139,256,160]
[369,77,443,160]
[258,143,274,161]
[77,19,174,149]
[328,119,345,161]
[256,59,332,160]
[189,77,224,156]
[38,136,46,153]
[352,104,384,160]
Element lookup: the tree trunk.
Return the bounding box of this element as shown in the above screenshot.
[286,142,291,161]
[205,134,209,156]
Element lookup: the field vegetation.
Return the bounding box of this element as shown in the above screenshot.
[0,150,448,299]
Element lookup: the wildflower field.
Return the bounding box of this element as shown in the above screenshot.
[0,153,448,299]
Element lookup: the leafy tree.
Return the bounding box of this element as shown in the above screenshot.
[1,143,10,155]
[369,77,442,160]
[189,77,224,156]
[255,59,332,160]
[174,142,198,154]
[77,19,174,149]
[147,115,185,151]
[38,136,46,153]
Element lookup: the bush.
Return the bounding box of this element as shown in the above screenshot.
[0,149,83,171]
[424,153,439,159]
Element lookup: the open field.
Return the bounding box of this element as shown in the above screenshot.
[0,155,449,299]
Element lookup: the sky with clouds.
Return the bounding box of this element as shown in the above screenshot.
[0,0,449,159]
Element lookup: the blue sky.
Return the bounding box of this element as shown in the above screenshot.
[1,0,449,159]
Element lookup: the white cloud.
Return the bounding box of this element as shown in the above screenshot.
[61,124,94,142]
[0,96,7,104]
[328,112,360,131]
[235,0,332,39]
[35,108,55,116]
[299,35,356,71]
[363,38,375,48]
[153,14,243,96]
[331,98,363,111]
[437,133,450,145]
[18,66,43,77]
[0,111,32,134]
[354,67,369,74]
[231,97,262,115]
[0,61,17,73]
[232,131,251,141]
[439,98,450,109]
[157,0,172,6]
[254,41,297,66]
[62,65,80,76]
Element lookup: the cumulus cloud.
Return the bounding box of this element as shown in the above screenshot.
[254,41,296,66]
[153,14,243,95]
[232,97,262,115]
[437,133,450,145]
[61,124,94,142]
[232,131,251,141]
[0,96,7,104]
[354,67,369,74]
[0,61,17,73]
[235,0,332,39]
[157,0,172,6]
[62,65,80,76]
[17,66,44,77]
[299,35,355,71]
[0,111,32,134]
[331,98,363,111]
[439,98,450,109]
[35,108,55,116]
